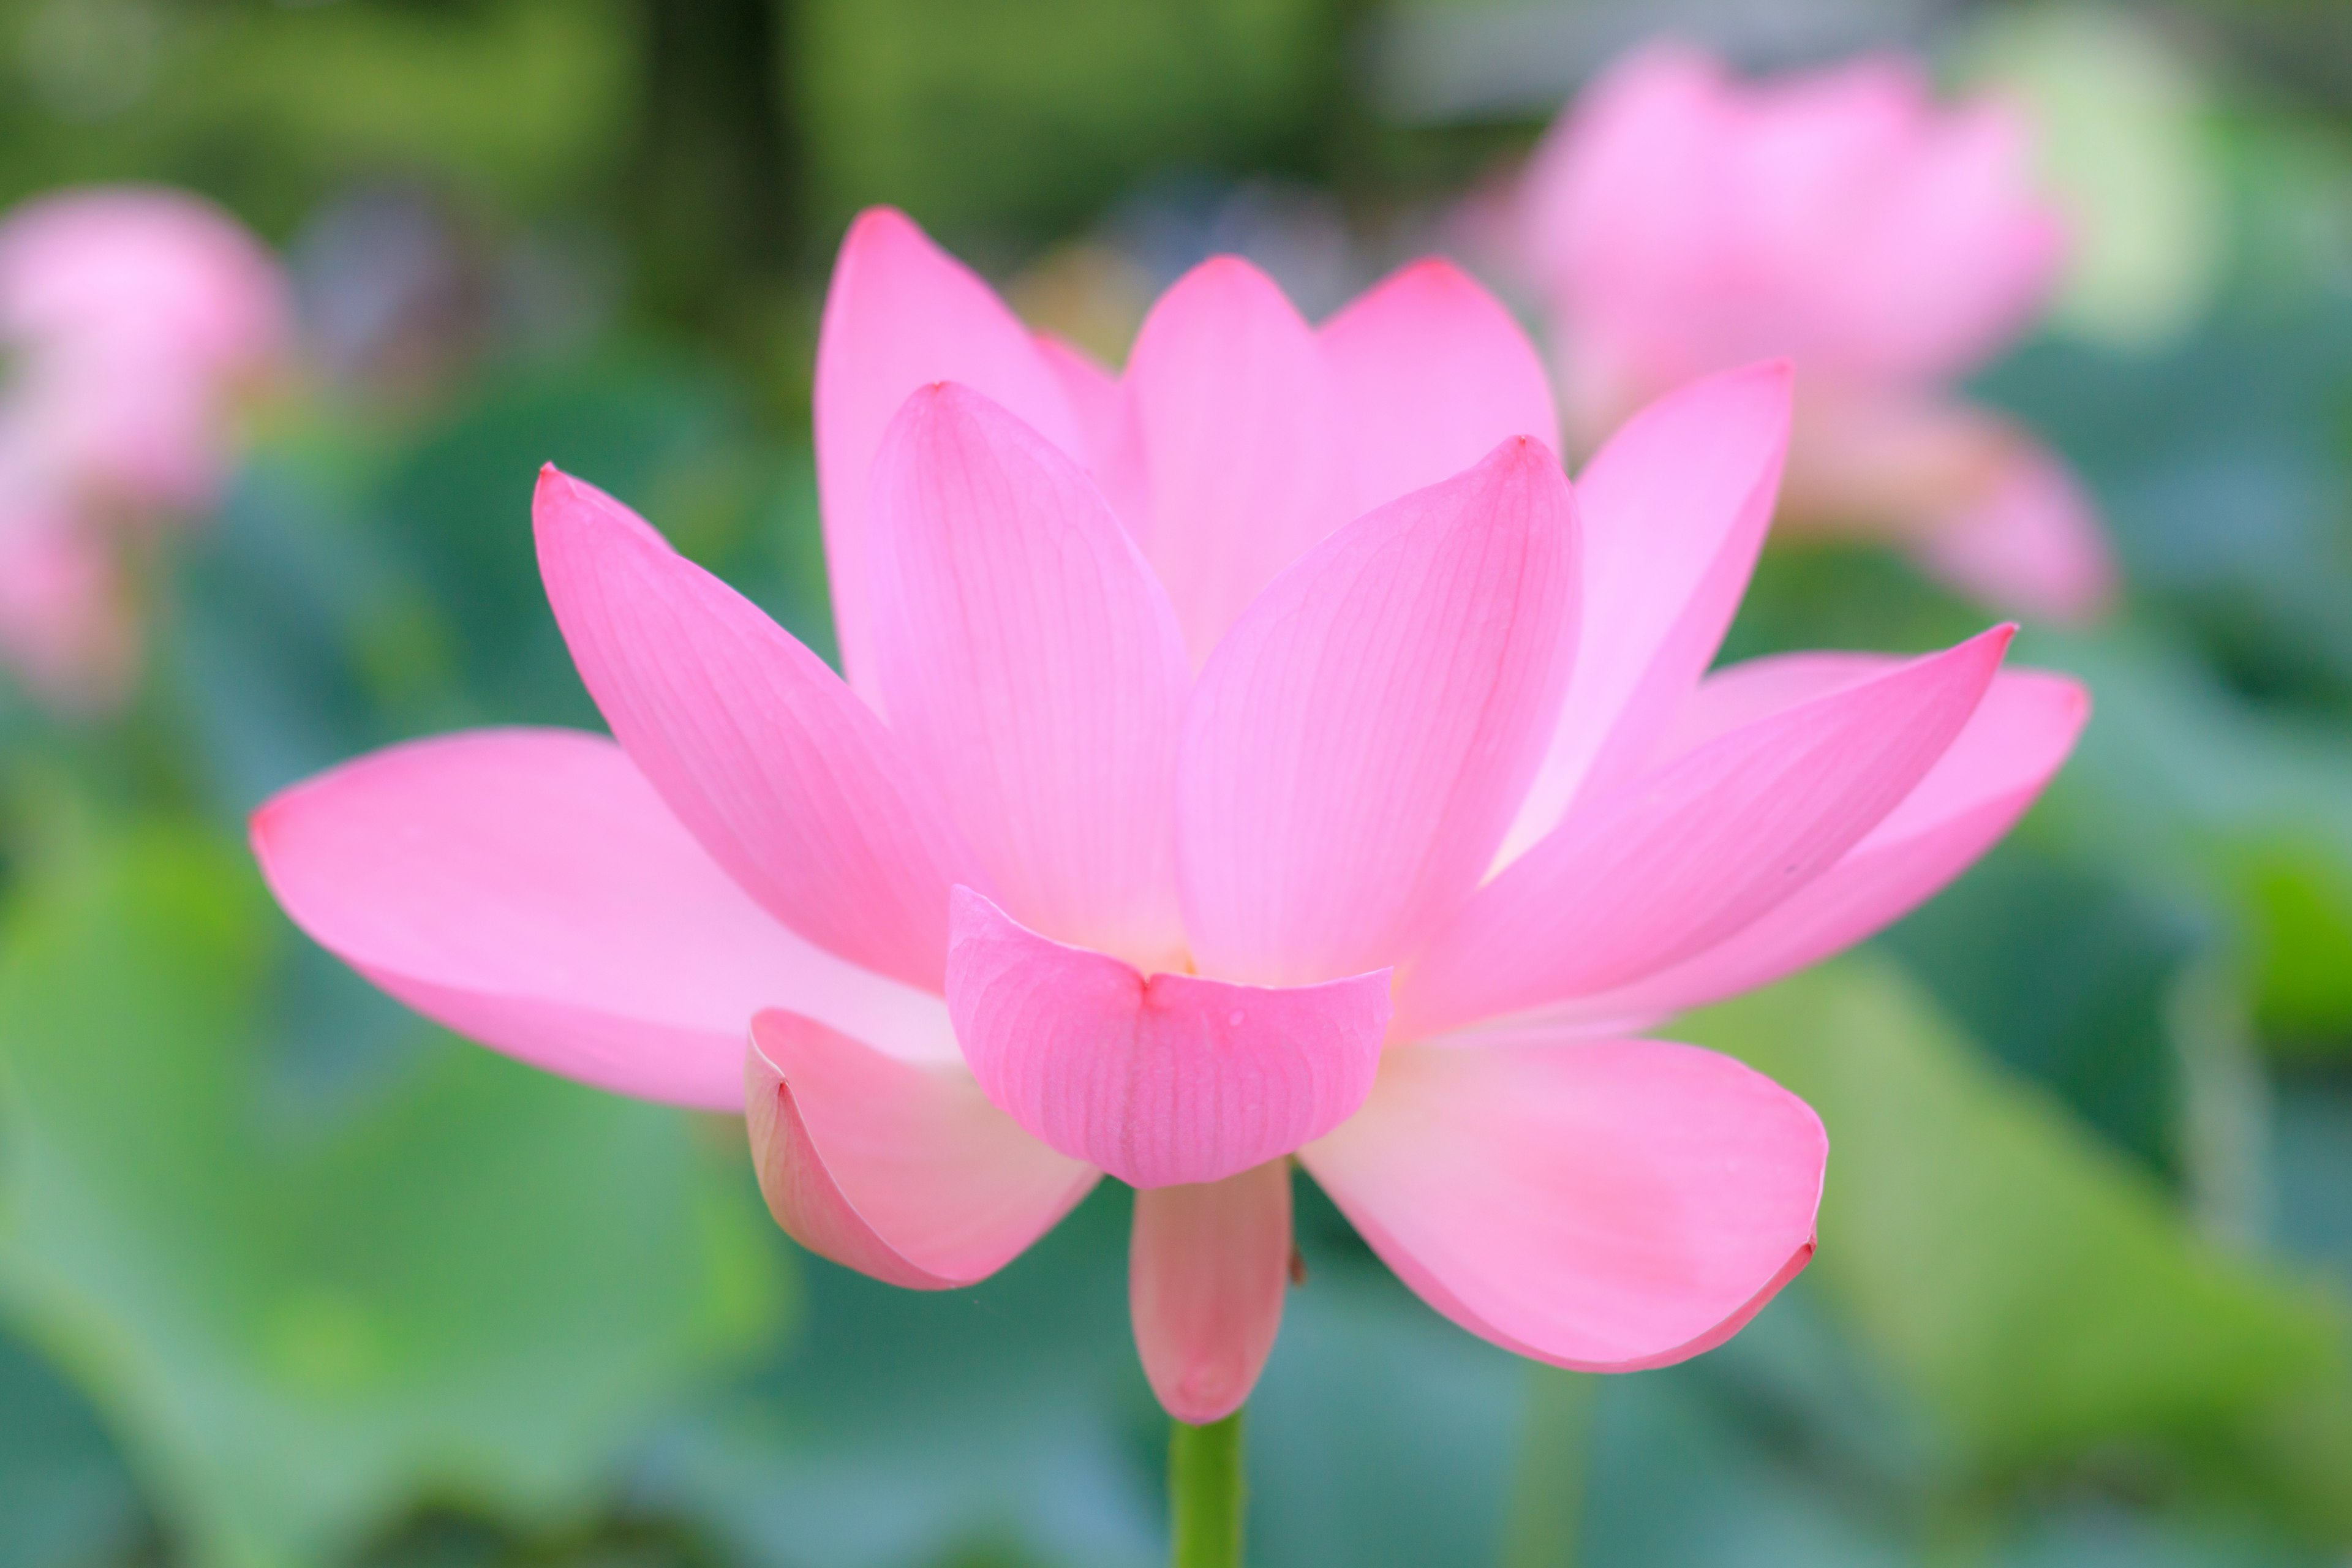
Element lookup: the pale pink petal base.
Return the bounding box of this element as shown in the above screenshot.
[1302,1038,1824,1369]
[945,888,1392,1189]
[1131,1160,1293,1425]
[747,1010,1098,1289]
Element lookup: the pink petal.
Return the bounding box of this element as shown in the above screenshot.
[1525,657,2089,1031]
[535,466,987,991]
[1317,258,1561,512]
[1501,364,1792,861]
[1035,333,1130,477]
[1912,435,2116,624]
[867,384,1189,970]
[251,728,949,1111]
[747,1010,1097,1289]
[1859,99,2067,382]
[1130,1161,1292,1424]
[813,208,1078,700]
[944,888,1391,1189]
[1177,437,1579,986]
[1120,257,1355,663]
[1403,625,2013,1036]
[1300,1036,1823,1369]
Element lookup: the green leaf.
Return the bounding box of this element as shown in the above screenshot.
[0,823,783,1568]
[1681,959,2342,1472]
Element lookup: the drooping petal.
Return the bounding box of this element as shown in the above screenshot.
[747,1010,1097,1290]
[944,889,1391,1189]
[1300,1036,1823,1370]
[1403,625,2012,1036]
[535,466,986,990]
[1911,435,2116,624]
[1520,658,2089,1032]
[813,208,1079,699]
[251,728,951,1110]
[1781,396,2114,622]
[867,383,1189,970]
[1177,437,1579,987]
[1120,257,1354,662]
[1501,364,1791,860]
[1317,258,1561,513]
[1131,1161,1292,1425]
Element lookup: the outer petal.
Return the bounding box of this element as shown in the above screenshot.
[945,889,1391,1189]
[867,383,1189,970]
[813,208,1079,699]
[252,729,950,1110]
[1317,258,1561,513]
[747,1011,1097,1289]
[1177,438,1579,987]
[1501,364,1791,860]
[535,466,986,990]
[1300,1037,1823,1370]
[1523,658,2089,1031]
[1131,1161,1292,1425]
[1403,625,2013,1036]
[1120,257,1355,663]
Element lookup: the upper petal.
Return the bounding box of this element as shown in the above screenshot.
[1301,1035,1824,1370]
[1403,625,2013,1036]
[535,466,987,991]
[1120,257,1355,662]
[813,208,1079,700]
[1500,364,1791,860]
[1524,657,2089,1031]
[1177,437,1579,987]
[747,1010,1097,1289]
[251,728,950,1111]
[1131,1161,1292,1425]
[1317,258,1560,513]
[867,384,1189,970]
[945,888,1391,1189]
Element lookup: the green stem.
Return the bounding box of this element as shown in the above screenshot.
[1169,1409,1246,1567]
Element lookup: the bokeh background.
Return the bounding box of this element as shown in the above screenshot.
[2,1,2350,1564]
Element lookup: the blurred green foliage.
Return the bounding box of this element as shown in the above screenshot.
[0,822,783,1566]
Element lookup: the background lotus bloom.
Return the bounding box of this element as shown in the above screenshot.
[1513,44,2114,622]
[254,208,2086,1426]
[0,186,291,707]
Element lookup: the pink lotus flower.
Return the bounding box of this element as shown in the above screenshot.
[1513,44,2115,622]
[252,209,2086,1424]
[0,186,290,707]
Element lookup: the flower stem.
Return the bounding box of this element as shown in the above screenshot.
[1169,1409,1246,1567]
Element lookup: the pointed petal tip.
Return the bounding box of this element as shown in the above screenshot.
[839,203,926,255]
[1164,252,1294,313]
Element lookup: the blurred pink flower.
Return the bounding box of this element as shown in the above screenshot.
[1514,44,2114,621]
[253,209,2086,1424]
[0,186,291,707]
